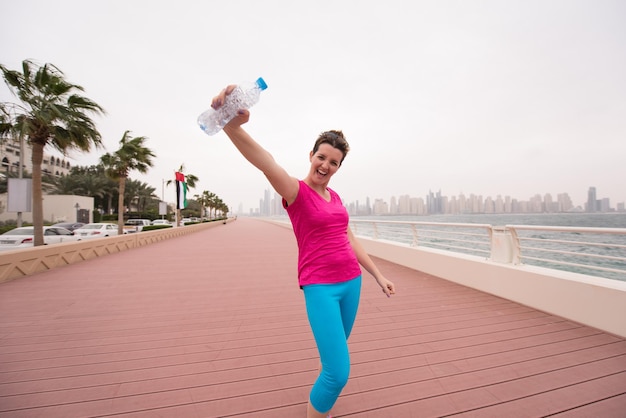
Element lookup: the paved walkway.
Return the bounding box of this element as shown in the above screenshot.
[0,218,625,417]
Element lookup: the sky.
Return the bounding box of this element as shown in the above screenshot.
[1,0,625,213]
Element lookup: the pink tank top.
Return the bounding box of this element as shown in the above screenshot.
[283,180,361,287]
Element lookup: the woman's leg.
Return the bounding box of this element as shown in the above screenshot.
[340,276,361,339]
[303,277,362,415]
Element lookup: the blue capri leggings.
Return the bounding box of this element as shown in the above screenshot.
[303,275,362,413]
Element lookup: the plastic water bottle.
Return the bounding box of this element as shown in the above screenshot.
[197,77,268,135]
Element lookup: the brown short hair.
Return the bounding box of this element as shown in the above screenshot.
[312,130,350,164]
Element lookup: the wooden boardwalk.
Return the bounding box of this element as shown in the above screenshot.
[0,217,624,417]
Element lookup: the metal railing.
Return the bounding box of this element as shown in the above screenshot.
[349,219,626,281]
[349,219,493,257]
[506,225,626,279]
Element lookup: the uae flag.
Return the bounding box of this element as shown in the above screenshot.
[175,172,187,209]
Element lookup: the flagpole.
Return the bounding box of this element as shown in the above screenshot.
[173,173,177,227]
[175,171,187,227]
[161,179,165,220]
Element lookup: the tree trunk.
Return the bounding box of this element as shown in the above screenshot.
[117,177,126,235]
[31,142,45,246]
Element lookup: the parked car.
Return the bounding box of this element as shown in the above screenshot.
[0,226,79,251]
[123,219,152,233]
[73,223,119,238]
[51,222,85,232]
[151,219,171,226]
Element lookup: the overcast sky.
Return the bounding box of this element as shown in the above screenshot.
[2,0,625,212]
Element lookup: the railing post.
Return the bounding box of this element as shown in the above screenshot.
[490,226,514,264]
[371,222,379,240]
[410,224,418,247]
[507,226,522,264]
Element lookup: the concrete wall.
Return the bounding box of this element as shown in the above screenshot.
[360,237,626,339]
[0,220,232,283]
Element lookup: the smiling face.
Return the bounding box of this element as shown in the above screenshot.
[304,130,350,190]
[306,143,345,187]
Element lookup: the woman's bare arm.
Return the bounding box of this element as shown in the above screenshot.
[214,86,299,204]
[347,227,396,297]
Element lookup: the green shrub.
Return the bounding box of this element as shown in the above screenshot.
[142,224,173,231]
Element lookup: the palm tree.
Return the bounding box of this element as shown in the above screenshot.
[125,179,158,213]
[89,165,120,215]
[101,131,155,235]
[52,164,118,215]
[208,193,219,219]
[215,197,229,218]
[194,190,216,220]
[0,60,104,245]
[166,164,198,226]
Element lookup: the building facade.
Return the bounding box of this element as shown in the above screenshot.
[1,139,72,178]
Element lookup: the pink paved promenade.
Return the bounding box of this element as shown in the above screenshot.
[0,217,625,417]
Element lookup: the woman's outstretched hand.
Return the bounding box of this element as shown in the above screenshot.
[211,85,250,130]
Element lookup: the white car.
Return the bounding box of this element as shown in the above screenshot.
[123,219,152,233]
[151,219,171,226]
[0,226,79,251]
[73,223,119,238]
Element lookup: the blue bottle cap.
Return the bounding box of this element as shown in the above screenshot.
[256,77,268,90]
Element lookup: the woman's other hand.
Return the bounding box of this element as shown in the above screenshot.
[377,276,395,297]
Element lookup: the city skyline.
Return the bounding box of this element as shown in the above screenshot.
[250,186,624,217]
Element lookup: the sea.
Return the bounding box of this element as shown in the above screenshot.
[352,212,626,228]
[351,212,626,282]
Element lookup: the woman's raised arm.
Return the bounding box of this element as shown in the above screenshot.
[213,86,299,204]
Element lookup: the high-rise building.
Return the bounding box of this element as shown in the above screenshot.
[427,190,443,214]
[484,196,494,213]
[544,193,556,212]
[505,196,512,213]
[262,188,271,216]
[557,193,573,212]
[587,187,597,212]
[494,195,504,213]
[599,198,611,212]
[397,195,411,214]
[389,196,398,214]
[373,199,388,215]
[411,197,426,215]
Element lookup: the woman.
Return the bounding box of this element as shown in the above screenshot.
[213,85,395,418]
